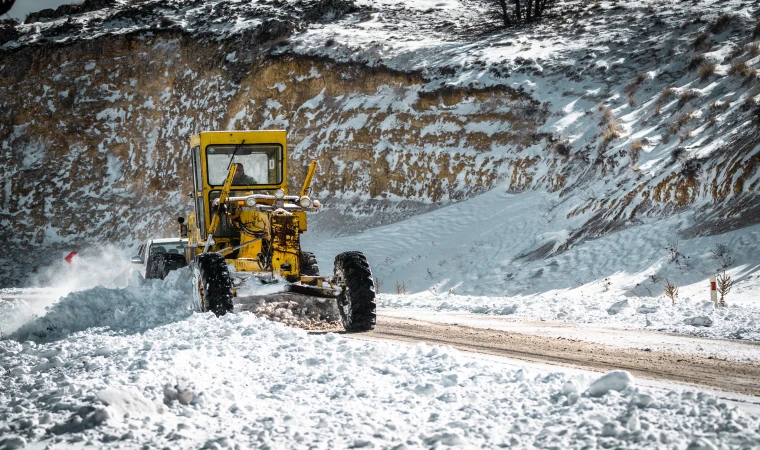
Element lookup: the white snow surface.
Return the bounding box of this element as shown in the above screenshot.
[2,274,760,449]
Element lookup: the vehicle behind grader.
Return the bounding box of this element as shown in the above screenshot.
[180,130,376,332]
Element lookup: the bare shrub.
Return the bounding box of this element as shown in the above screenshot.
[395,280,407,295]
[748,42,760,57]
[552,139,571,157]
[708,13,732,33]
[599,107,615,125]
[630,139,645,163]
[653,103,661,116]
[716,270,733,307]
[625,73,647,94]
[680,156,702,178]
[374,277,383,293]
[729,60,751,77]
[663,279,678,305]
[627,93,637,107]
[679,129,692,142]
[670,147,686,164]
[659,87,676,103]
[692,31,709,51]
[698,62,716,81]
[687,54,705,71]
[600,119,622,150]
[708,115,717,127]
[710,243,733,270]
[752,21,760,39]
[678,89,701,108]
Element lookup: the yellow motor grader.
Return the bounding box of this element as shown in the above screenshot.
[180,130,375,331]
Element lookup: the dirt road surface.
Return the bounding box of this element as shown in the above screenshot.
[357,315,760,396]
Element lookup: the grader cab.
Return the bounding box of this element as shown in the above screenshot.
[182,130,375,332]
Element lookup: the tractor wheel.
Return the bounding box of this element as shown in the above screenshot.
[145,252,164,279]
[334,251,376,332]
[191,253,233,316]
[300,251,320,276]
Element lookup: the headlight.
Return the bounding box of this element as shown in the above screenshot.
[274,189,285,199]
[299,196,312,208]
[245,197,256,207]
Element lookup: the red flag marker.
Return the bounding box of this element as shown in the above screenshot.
[64,252,78,266]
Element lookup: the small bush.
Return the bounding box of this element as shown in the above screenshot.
[680,156,702,178]
[748,43,760,57]
[625,73,647,94]
[679,129,692,142]
[630,139,646,162]
[670,147,686,163]
[552,139,571,157]
[752,21,760,39]
[687,54,705,71]
[729,60,751,77]
[708,13,732,33]
[599,107,615,125]
[663,279,678,306]
[395,280,407,295]
[653,103,661,116]
[717,270,733,307]
[693,31,709,50]
[708,115,717,127]
[678,89,701,108]
[627,93,637,107]
[659,87,676,102]
[698,62,716,80]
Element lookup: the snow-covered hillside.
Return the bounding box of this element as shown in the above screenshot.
[1,0,759,289]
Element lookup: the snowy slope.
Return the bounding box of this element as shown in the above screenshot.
[2,274,760,449]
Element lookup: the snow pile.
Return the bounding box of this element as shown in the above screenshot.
[242,299,341,330]
[10,268,193,342]
[377,291,760,341]
[2,311,759,449]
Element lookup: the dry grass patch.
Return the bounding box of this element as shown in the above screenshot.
[629,139,646,163]
[659,87,676,103]
[678,89,701,108]
[687,54,705,71]
[698,62,716,81]
[708,13,733,33]
[730,61,751,77]
[693,31,710,51]
[748,43,760,57]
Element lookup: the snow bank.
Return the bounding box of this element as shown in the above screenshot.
[10,268,193,342]
[1,312,758,449]
[377,291,760,342]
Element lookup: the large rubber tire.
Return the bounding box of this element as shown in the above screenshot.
[334,251,376,332]
[157,253,188,280]
[145,252,164,279]
[192,253,233,316]
[300,251,320,277]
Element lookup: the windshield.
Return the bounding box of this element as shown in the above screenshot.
[206,144,283,186]
[150,242,185,256]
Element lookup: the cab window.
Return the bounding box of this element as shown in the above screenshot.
[206,144,283,187]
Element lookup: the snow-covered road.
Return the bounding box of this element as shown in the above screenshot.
[2,273,760,449]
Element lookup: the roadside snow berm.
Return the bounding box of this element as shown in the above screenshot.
[181,130,375,331]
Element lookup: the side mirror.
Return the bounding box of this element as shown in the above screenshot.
[130,256,143,264]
